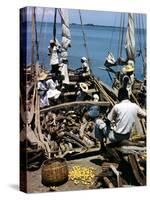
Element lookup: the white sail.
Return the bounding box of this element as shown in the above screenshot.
[58,8,71,84]
[125,13,136,61]
[58,8,71,59]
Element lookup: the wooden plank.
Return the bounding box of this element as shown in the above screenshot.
[40,101,111,113]
[128,154,146,186]
[64,88,97,96]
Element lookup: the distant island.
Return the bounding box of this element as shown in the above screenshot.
[85,23,94,26]
[71,23,94,26]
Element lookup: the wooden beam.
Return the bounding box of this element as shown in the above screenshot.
[40,101,111,113]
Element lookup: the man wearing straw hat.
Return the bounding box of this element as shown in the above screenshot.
[121,60,135,96]
[37,71,49,108]
[75,82,89,101]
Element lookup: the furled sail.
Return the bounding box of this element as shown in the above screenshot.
[125,13,136,61]
[58,8,71,59]
[58,8,71,84]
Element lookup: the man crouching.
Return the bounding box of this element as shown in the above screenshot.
[95,87,146,151]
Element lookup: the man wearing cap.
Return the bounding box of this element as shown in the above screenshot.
[48,39,61,75]
[121,60,135,96]
[76,57,90,75]
[81,57,90,74]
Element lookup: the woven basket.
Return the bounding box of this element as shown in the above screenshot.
[41,158,68,186]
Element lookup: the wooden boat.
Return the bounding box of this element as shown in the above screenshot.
[20,8,146,180]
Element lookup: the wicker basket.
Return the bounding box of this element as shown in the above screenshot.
[41,158,68,186]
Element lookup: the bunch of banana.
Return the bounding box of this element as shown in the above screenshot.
[69,165,95,185]
[139,152,146,161]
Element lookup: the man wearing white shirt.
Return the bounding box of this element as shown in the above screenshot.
[95,87,146,149]
[46,75,61,104]
[48,39,61,74]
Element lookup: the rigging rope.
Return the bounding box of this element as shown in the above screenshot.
[31,8,35,65]
[120,13,126,59]
[34,7,39,62]
[38,8,45,49]
[141,14,146,51]
[78,10,91,70]
[41,14,47,66]
[117,13,123,60]
[108,14,118,52]
[53,8,57,41]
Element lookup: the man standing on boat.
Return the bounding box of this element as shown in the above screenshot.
[48,39,61,75]
[121,60,135,96]
[94,87,146,150]
[59,58,70,85]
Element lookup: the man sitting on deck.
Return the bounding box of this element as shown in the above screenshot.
[95,87,146,150]
[38,72,49,108]
[46,74,62,105]
[75,57,90,75]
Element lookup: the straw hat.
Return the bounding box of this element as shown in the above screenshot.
[38,71,48,81]
[122,64,134,73]
[79,82,88,92]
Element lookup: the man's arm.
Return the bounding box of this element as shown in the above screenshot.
[107,106,117,122]
[136,105,146,118]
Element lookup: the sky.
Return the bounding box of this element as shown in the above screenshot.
[25,7,146,28]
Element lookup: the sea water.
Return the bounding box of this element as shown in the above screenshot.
[26,22,146,86]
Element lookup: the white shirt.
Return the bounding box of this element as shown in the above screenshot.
[46,79,58,90]
[40,95,49,108]
[81,62,90,73]
[59,63,69,84]
[46,79,61,99]
[122,74,134,95]
[107,99,146,134]
[48,46,59,65]
[38,81,47,90]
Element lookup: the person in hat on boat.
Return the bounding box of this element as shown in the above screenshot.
[95,87,146,151]
[82,93,100,122]
[48,39,61,75]
[121,60,135,96]
[38,72,48,93]
[81,57,90,73]
[75,82,89,101]
[76,57,90,75]
[139,77,146,108]
[37,72,49,108]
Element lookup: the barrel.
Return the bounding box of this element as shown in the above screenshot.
[41,158,68,186]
